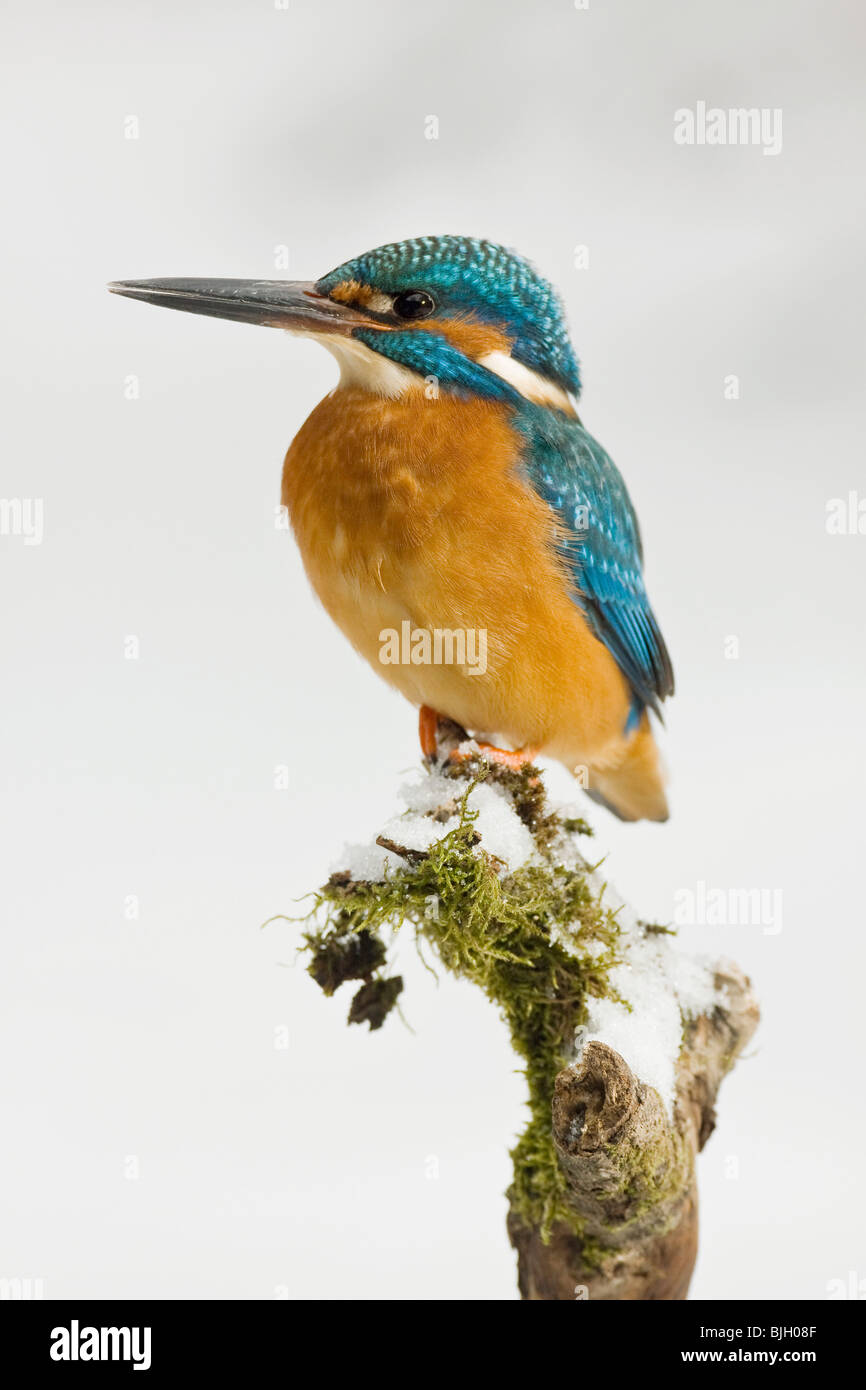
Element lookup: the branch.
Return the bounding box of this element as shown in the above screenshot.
[508,964,759,1300]
[294,731,760,1300]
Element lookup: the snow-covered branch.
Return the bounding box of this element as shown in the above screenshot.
[296,728,759,1300]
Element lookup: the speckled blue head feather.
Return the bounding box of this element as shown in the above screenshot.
[317,235,581,397]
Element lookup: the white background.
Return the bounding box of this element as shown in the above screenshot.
[1,0,864,1299]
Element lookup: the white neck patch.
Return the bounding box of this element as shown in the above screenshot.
[477,350,576,413]
[299,331,576,410]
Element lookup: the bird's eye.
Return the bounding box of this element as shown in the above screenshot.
[392,289,436,320]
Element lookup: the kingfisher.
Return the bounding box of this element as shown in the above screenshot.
[109,236,674,821]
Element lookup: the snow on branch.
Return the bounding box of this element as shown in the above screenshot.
[291,731,759,1301]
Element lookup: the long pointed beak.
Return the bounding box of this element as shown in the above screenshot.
[107,278,382,334]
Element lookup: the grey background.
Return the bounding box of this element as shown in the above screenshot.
[1,0,864,1299]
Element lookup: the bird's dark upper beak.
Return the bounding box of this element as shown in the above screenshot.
[107,278,386,334]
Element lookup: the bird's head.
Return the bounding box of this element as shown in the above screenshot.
[109,235,580,411]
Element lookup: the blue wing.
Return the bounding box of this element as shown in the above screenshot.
[516,406,674,718]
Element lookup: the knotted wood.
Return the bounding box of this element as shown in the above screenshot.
[507,963,759,1300]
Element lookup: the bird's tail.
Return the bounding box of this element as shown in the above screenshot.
[583,714,669,823]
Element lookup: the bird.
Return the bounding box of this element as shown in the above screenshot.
[109,236,674,821]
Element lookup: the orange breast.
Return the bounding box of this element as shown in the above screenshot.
[281,387,632,763]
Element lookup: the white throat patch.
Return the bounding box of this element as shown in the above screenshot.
[307,333,419,398]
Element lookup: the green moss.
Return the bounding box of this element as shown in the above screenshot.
[607,1125,691,1224]
[298,765,627,1243]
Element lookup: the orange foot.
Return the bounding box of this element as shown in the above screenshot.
[418,706,539,769]
[464,741,541,770]
[419,705,440,758]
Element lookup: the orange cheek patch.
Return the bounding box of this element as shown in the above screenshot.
[425,314,512,361]
[328,279,379,307]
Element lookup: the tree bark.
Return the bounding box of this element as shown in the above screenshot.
[507,962,759,1300]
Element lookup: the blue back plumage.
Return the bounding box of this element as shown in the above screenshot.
[515,404,674,718]
[318,235,580,396]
